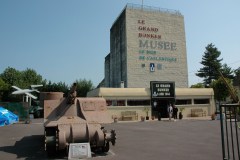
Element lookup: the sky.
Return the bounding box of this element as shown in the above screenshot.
[0,0,240,87]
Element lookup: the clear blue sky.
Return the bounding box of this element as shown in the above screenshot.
[0,0,239,87]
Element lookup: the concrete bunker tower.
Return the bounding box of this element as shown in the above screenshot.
[105,4,188,88]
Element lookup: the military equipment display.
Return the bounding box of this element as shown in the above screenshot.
[40,86,116,156]
[218,70,240,160]
[218,70,239,104]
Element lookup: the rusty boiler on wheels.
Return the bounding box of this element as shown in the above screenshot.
[40,91,116,156]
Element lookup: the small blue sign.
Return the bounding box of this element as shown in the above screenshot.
[157,63,162,70]
[150,63,155,72]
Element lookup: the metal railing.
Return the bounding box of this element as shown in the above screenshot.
[126,3,182,16]
[112,3,182,28]
[220,104,240,160]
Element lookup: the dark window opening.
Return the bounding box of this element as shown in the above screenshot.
[106,100,112,106]
[127,100,150,106]
[194,99,210,104]
[175,99,191,105]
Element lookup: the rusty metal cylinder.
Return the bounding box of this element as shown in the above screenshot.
[57,123,105,150]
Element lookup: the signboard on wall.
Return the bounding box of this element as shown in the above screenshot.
[150,81,175,99]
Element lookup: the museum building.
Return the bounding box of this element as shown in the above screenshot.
[105,4,188,88]
[88,4,215,121]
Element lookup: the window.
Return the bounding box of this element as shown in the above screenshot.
[194,99,210,104]
[106,100,112,106]
[117,100,125,106]
[175,99,191,105]
[106,100,125,106]
[127,100,150,106]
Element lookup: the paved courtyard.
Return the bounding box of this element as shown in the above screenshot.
[0,118,222,160]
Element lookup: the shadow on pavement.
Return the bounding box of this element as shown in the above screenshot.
[0,134,114,160]
[0,135,48,160]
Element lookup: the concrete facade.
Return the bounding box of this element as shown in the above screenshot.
[87,87,215,121]
[105,4,188,88]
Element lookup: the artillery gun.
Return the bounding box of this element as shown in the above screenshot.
[218,70,239,104]
[40,87,116,156]
[218,71,240,160]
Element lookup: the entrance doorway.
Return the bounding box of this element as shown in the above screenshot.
[150,81,176,120]
[152,99,175,119]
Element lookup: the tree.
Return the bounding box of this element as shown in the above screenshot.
[41,80,69,96]
[0,78,9,101]
[0,67,42,89]
[0,67,22,101]
[196,43,222,87]
[234,67,240,86]
[233,67,240,98]
[0,78,8,90]
[0,67,21,87]
[235,67,240,76]
[0,66,95,100]
[21,68,42,88]
[221,63,234,80]
[190,83,204,88]
[0,67,43,101]
[75,79,94,97]
[211,78,230,102]
[41,79,94,97]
